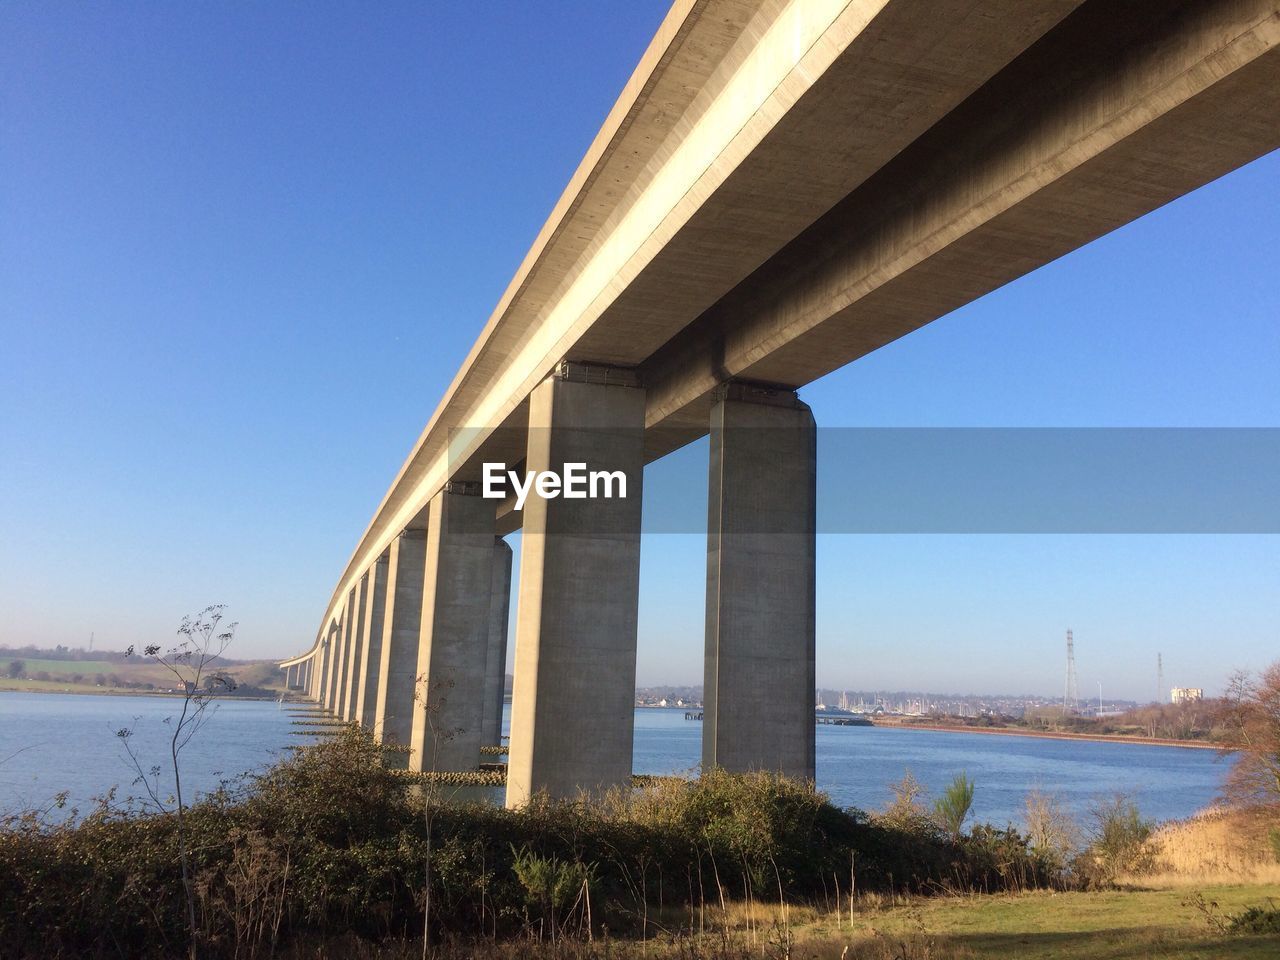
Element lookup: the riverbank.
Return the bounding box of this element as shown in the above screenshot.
[0,681,300,702]
[874,718,1221,750]
[264,882,1280,958]
[5,726,1273,959]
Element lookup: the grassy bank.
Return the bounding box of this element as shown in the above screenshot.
[168,885,1280,958]
[0,729,1058,959]
[1119,803,1280,887]
[2,728,1276,959]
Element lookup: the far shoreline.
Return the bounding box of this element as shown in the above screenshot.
[872,718,1221,750]
[0,689,1226,750]
[0,685,310,705]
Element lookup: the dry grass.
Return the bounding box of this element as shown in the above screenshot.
[271,885,1280,959]
[1117,804,1280,888]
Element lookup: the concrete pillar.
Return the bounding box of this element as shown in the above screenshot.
[703,382,816,780]
[481,538,513,747]
[323,629,336,710]
[316,642,330,704]
[331,602,351,716]
[374,529,426,749]
[343,576,368,722]
[507,363,646,806]
[409,486,497,773]
[355,552,390,728]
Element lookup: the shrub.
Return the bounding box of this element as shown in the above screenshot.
[0,729,1070,958]
[1075,794,1155,887]
[1228,904,1280,935]
[1024,788,1080,870]
[932,773,974,838]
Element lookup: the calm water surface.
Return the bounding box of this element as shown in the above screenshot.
[1,694,1228,827]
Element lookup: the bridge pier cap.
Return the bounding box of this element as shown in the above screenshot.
[470,361,645,526]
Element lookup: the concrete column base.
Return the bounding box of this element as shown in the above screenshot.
[336,589,359,719]
[327,612,347,715]
[703,383,816,781]
[506,365,645,807]
[343,577,368,721]
[374,530,426,753]
[409,488,497,773]
[482,538,513,747]
[315,644,328,704]
[355,553,389,728]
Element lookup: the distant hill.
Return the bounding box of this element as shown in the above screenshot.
[1,645,286,698]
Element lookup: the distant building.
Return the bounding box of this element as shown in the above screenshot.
[1171,687,1203,704]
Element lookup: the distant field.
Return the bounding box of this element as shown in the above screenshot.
[0,655,286,696]
[7,658,119,675]
[0,677,140,695]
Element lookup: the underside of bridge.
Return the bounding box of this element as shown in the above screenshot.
[279,0,1280,805]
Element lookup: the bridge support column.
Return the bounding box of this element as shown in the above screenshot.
[374,530,426,753]
[343,576,368,721]
[409,486,496,773]
[326,616,345,713]
[313,649,325,701]
[482,538,513,747]
[507,363,645,807]
[703,382,815,781]
[316,641,330,704]
[355,552,390,728]
[335,591,357,718]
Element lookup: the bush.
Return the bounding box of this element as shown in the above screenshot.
[1228,904,1280,935]
[1023,788,1080,870]
[932,773,974,837]
[0,729,1069,959]
[1075,794,1155,887]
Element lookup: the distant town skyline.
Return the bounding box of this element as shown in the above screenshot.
[3,2,1277,703]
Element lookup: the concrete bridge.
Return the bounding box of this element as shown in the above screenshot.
[281,0,1280,807]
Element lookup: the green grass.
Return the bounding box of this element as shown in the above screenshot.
[0,657,287,695]
[4,657,119,675]
[790,883,1280,959]
[273,885,1280,958]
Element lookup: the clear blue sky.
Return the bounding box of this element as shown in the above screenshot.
[3,2,1277,701]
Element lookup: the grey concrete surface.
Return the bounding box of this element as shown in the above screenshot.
[374,530,427,750]
[355,553,390,728]
[703,385,815,780]
[410,489,497,773]
[327,612,346,713]
[506,370,646,807]
[343,576,368,722]
[338,592,357,717]
[482,538,513,746]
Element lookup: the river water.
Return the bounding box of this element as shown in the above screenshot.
[0,693,1228,827]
